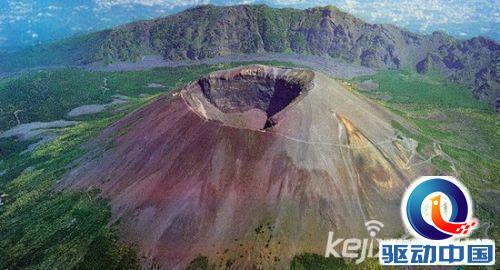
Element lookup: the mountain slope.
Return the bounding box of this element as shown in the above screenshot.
[1,5,498,107]
[56,65,435,269]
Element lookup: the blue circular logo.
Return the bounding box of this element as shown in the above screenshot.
[402,177,477,240]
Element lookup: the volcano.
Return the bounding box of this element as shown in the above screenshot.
[57,65,434,269]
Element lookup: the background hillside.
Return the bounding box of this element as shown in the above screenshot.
[1,5,498,108]
[1,0,498,52]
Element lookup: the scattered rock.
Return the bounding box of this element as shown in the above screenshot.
[67,95,130,117]
[0,120,78,140]
[428,112,448,121]
[356,79,379,91]
[67,104,108,117]
[377,95,392,101]
[147,83,165,88]
[22,133,59,153]
[0,193,8,207]
[112,94,130,101]
[67,218,77,228]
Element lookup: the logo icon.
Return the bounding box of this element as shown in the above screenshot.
[401,176,478,240]
[380,176,495,266]
[365,220,384,238]
[324,220,384,264]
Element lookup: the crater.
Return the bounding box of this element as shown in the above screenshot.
[181,65,315,130]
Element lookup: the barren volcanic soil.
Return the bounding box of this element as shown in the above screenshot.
[57,65,434,269]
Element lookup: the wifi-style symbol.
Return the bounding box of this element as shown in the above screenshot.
[365,220,384,237]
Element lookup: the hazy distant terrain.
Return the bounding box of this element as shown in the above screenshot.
[2,5,498,109]
[1,0,498,52]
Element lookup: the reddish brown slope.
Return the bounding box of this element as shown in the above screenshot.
[57,65,434,269]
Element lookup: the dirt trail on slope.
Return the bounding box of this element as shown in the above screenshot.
[56,66,432,269]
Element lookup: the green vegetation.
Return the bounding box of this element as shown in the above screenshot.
[0,60,298,131]
[0,5,332,72]
[0,108,143,269]
[186,256,211,270]
[0,61,298,269]
[0,137,34,160]
[257,6,299,52]
[291,254,348,269]
[354,69,499,242]
[290,254,384,270]
[355,70,492,111]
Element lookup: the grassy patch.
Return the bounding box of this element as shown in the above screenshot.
[290,254,348,269]
[0,107,142,269]
[0,61,298,269]
[353,69,499,243]
[186,256,211,270]
[0,60,299,131]
[355,70,492,111]
[290,253,385,270]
